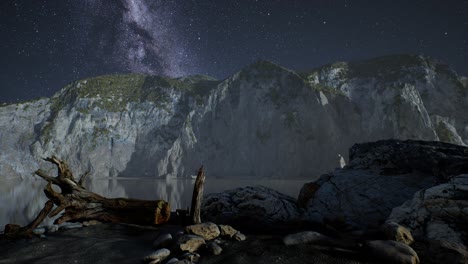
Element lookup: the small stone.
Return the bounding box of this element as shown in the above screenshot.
[143,248,171,263]
[382,222,414,245]
[233,231,246,241]
[153,232,173,249]
[283,231,329,246]
[47,225,58,233]
[58,222,83,230]
[82,220,101,227]
[206,241,223,255]
[218,225,237,238]
[177,235,205,253]
[165,258,179,264]
[185,222,220,240]
[180,252,200,262]
[365,240,419,264]
[33,227,46,235]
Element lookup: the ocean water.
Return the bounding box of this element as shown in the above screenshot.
[0,176,310,228]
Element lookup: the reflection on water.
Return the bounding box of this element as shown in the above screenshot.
[0,177,310,228]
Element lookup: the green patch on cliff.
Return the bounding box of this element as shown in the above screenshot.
[256,128,271,144]
[435,122,457,143]
[284,111,298,129]
[70,74,218,112]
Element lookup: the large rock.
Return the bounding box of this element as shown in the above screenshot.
[298,140,468,229]
[201,186,300,228]
[387,174,468,245]
[300,169,435,229]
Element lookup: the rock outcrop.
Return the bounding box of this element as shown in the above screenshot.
[298,140,468,229]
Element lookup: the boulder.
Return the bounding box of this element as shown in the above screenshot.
[300,169,434,229]
[176,235,205,253]
[202,186,300,228]
[387,174,468,245]
[185,222,220,240]
[298,140,466,229]
[364,240,419,264]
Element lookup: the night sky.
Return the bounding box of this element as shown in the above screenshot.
[1,0,467,103]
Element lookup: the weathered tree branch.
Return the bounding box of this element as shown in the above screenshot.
[190,166,206,224]
[2,200,54,239]
[33,156,171,226]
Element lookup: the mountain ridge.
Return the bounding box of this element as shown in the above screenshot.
[0,54,467,182]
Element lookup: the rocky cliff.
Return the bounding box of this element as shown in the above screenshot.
[1,54,467,182]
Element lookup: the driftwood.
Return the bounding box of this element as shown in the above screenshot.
[28,156,170,227]
[3,200,54,239]
[2,156,208,239]
[33,156,171,226]
[190,166,206,224]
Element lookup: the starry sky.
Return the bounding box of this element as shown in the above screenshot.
[1,0,467,103]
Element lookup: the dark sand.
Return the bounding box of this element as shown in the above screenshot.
[0,224,377,264]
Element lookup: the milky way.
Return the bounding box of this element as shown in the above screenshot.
[2,0,467,103]
[74,0,191,77]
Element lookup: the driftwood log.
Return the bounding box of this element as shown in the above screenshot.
[32,156,171,226]
[2,156,208,239]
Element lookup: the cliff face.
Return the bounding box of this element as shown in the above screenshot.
[1,54,467,181]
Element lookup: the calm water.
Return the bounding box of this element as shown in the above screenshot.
[0,177,310,228]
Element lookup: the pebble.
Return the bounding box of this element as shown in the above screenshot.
[185,222,220,240]
[143,248,171,263]
[218,225,237,238]
[82,220,101,227]
[177,235,205,253]
[165,258,179,264]
[180,252,200,262]
[234,231,246,241]
[153,232,173,249]
[58,222,83,231]
[46,225,59,233]
[206,241,223,255]
[33,227,46,235]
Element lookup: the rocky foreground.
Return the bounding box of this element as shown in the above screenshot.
[1,139,467,264]
[202,139,468,263]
